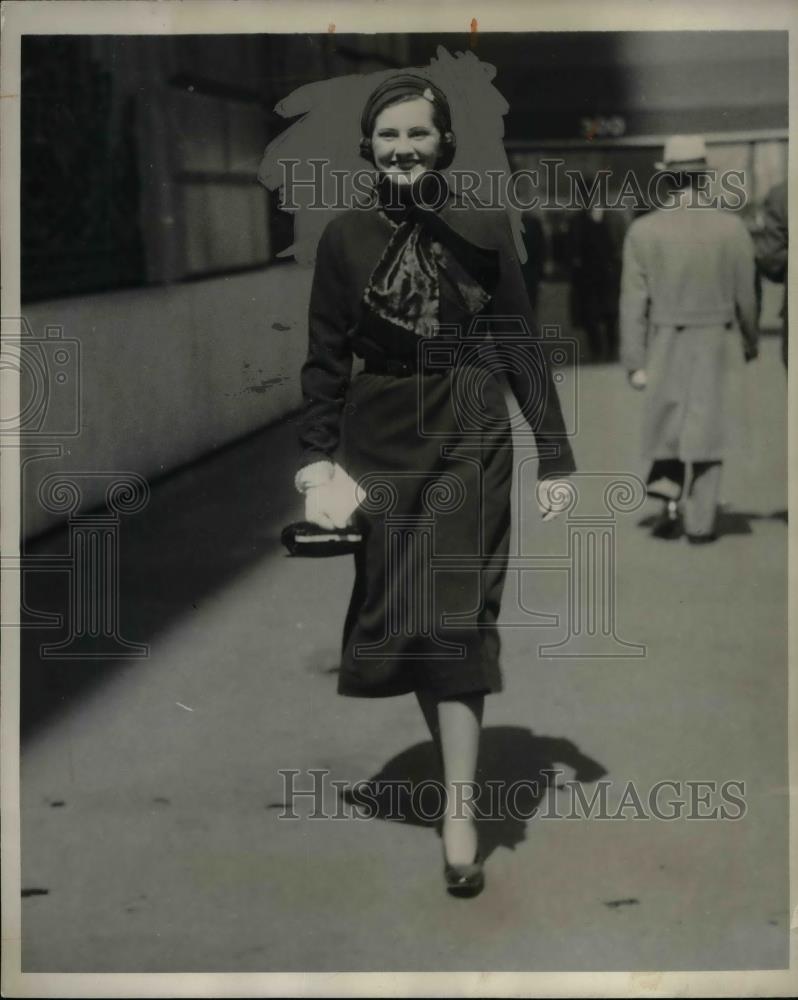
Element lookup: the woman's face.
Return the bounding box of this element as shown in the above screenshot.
[371,97,442,184]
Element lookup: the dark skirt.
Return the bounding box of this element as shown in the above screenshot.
[338,366,514,699]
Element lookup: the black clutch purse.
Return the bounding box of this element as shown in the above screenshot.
[281,520,363,557]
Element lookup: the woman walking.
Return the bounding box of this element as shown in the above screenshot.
[294,74,575,895]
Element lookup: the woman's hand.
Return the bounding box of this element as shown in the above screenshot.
[536,478,574,522]
[295,460,364,530]
[304,483,353,530]
[628,369,647,390]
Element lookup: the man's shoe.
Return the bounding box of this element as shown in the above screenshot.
[651,501,682,540]
[687,533,718,545]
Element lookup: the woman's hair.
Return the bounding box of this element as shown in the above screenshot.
[359,72,456,169]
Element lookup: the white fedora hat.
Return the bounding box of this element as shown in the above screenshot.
[655,134,709,171]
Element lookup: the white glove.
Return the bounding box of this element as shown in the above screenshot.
[536,479,573,522]
[297,461,365,530]
[305,485,345,530]
[628,369,648,390]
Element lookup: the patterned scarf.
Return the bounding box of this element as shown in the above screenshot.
[359,173,500,353]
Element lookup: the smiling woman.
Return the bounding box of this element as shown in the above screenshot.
[290,72,576,897]
[358,75,457,180]
[370,97,442,183]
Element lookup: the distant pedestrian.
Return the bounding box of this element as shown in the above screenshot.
[754,179,788,368]
[519,210,546,313]
[620,135,759,544]
[570,202,629,362]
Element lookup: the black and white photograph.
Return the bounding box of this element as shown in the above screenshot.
[0,1,795,996]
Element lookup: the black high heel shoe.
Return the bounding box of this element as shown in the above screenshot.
[444,851,485,898]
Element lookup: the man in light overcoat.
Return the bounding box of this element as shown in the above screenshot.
[620,135,759,543]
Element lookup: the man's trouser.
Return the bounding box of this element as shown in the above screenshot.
[647,458,723,537]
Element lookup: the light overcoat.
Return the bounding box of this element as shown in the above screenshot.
[620,201,758,462]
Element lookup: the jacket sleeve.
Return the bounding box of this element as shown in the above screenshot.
[298,220,354,469]
[489,210,576,479]
[755,183,788,282]
[619,221,650,372]
[732,219,759,355]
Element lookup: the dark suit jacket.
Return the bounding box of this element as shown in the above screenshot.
[755,180,788,365]
[757,181,788,283]
[299,198,576,478]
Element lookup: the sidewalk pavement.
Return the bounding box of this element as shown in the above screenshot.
[18,337,788,972]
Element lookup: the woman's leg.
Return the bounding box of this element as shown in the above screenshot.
[438,694,484,865]
[416,690,485,863]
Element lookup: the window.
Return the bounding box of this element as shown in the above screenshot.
[168,86,273,279]
[21,37,146,302]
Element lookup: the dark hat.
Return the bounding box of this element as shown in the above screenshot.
[360,73,452,139]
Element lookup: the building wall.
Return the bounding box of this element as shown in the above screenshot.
[19,32,788,539]
[405,31,789,142]
[22,263,310,538]
[20,32,405,539]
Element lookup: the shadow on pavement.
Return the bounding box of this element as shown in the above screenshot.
[341,725,607,860]
[20,419,303,740]
[637,507,787,538]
